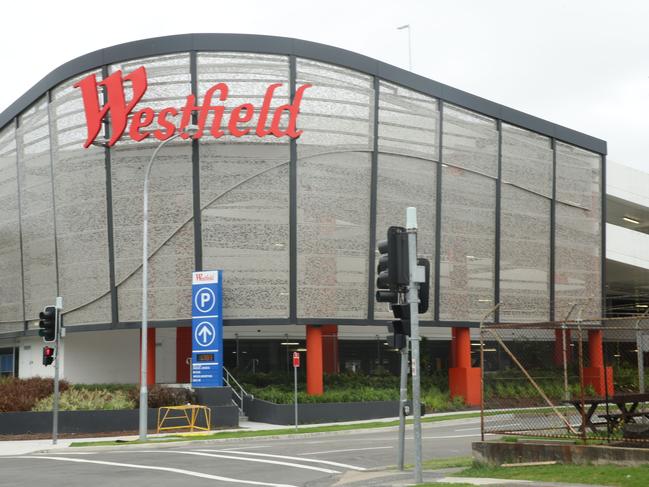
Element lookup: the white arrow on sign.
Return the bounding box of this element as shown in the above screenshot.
[195,321,216,347]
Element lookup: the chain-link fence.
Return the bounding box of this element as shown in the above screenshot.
[481,312,649,445]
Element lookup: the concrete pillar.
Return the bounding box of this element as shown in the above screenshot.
[553,329,572,366]
[322,325,339,374]
[140,328,156,386]
[176,326,191,383]
[449,327,481,406]
[306,325,324,396]
[584,329,613,396]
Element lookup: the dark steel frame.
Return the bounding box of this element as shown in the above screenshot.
[0,33,607,336]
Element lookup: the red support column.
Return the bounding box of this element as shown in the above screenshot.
[553,329,572,366]
[449,327,481,406]
[306,325,324,395]
[322,325,339,374]
[140,328,156,386]
[176,327,192,383]
[584,329,613,396]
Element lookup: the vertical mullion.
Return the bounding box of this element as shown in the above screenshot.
[494,120,502,323]
[289,55,297,322]
[367,76,379,321]
[600,154,607,317]
[190,51,203,272]
[102,65,119,327]
[46,91,60,298]
[433,101,443,322]
[550,138,557,322]
[14,117,27,333]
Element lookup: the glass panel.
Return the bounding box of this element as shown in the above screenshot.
[110,54,194,322]
[556,141,600,209]
[555,143,602,319]
[297,59,373,318]
[443,104,498,177]
[17,97,57,324]
[50,70,111,325]
[198,53,290,318]
[439,167,495,321]
[500,185,551,322]
[375,154,435,321]
[501,123,552,198]
[378,81,438,160]
[0,125,24,332]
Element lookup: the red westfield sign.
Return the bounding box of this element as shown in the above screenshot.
[75,66,312,148]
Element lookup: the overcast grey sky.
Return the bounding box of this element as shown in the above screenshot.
[2,0,648,172]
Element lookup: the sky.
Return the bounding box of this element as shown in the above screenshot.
[2,0,649,172]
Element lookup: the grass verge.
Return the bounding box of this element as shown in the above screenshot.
[452,463,649,487]
[70,411,484,447]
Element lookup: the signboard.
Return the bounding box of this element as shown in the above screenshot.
[75,66,312,148]
[191,270,223,388]
[293,352,300,368]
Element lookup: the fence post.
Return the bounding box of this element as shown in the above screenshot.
[636,310,649,394]
[577,325,587,442]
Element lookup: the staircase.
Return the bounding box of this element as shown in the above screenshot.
[223,367,250,420]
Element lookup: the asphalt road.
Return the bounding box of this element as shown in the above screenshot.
[0,417,491,486]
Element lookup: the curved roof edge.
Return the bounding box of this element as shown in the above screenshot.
[0,33,606,154]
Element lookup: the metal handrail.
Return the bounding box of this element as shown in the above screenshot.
[223,367,250,414]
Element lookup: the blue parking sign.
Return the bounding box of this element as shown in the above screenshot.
[191,270,223,387]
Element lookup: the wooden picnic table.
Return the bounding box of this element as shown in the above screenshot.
[563,393,649,432]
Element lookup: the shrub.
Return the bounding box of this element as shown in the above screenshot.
[32,388,136,411]
[129,385,196,408]
[0,377,70,412]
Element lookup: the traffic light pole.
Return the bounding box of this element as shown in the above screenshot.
[397,337,409,470]
[52,296,63,445]
[406,207,422,484]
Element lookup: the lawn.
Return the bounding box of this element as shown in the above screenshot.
[452,463,649,487]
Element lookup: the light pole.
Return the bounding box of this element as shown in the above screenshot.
[139,126,197,441]
[397,24,412,71]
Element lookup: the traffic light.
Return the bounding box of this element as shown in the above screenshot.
[39,306,57,343]
[42,346,55,366]
[376,226,409,303]
[417,258,430,314]
[387,320,410,350]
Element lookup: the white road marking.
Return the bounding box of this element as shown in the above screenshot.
[209,449,367,471]
[154,450,340,474]
[422,434,482,439]
[11,456,297,487]
[454,427,481,432]
[301,446,392,456]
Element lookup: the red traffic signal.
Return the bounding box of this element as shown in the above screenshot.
[42,346,55,366]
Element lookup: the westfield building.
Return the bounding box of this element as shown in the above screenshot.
[0,34,606,400]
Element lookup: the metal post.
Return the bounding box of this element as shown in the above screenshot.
[140,131,193,441]
[562,304,578,401]
[636,310,649,393]
[397,338,409,470]
[294,363,298,431]
[52,296,63,445]
[397,24,412,71]
[406,207,422,484]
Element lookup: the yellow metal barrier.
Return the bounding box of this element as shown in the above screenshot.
[156,405,211,433]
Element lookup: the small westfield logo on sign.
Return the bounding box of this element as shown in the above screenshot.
[74,66,312,148]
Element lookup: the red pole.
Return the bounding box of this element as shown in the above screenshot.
[140,328,156,386]
[306,325,324,395]
[455,327,471,369]
[588,330,604,369]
